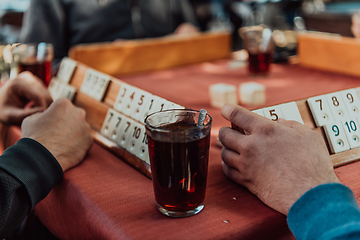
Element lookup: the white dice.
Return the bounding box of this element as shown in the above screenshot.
[209,83,238,108]
[239,82,266,106]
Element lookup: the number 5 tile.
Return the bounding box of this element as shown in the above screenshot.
[262,106,283,121]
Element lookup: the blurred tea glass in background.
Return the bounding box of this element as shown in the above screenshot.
[145,109,212,218]
[12,43,53,86]
[0,44,18,81]
[240,25,274,75]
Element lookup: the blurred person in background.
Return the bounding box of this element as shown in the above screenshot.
[19,0,200,67]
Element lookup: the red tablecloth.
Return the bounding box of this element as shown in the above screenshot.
[3,61,360,239]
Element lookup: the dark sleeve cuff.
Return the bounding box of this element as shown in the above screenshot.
[0,138,63,210]
[287,183,360,240]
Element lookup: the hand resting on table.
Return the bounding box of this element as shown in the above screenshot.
[218,104,340,215]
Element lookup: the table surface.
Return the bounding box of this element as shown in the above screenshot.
[4,60,360,240]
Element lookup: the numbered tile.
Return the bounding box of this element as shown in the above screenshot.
[100,109,125,142]
[135,129,150,164]
[307,95,334,127]
[100,109,115,138]
[279,102,304,124]
[114,83,132,114]
[121,86,139,116]
[130,91,152,122]
[49,78,77,101]
[108,112,125,142]
[93,74,111,101]
[48,78,60,100]
[262,105,284,121]
[87,73,98,97]
[342,118,360,149]
[323,122,350,154]
[57,57,77,83]
[139,95,161,123]
[325,92,349,120]
[80,69,110,101]
[80,69,94,94]
[50,80,65,100]
[141,148,150,165]
[60,84,76,101]
[167,102,185,110]
[340,89,360,117]
[251,109,265,117]
[125,122,145,156]
[116,116,135,149]
[153,98,170,113]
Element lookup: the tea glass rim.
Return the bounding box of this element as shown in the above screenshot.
[12,42,53,49]
[144,109,212,133]
[11,42,54,55]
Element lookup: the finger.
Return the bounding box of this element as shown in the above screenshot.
[221,147,241,170]
[231,122,245,134]
[23,83,52,108]
[221,104,271,134]
[219,126,247,153]
[5,107,45,124]
[222,161,246,185]
[16,72,53,108]
[353,13,360,24]
[352,25,360,38]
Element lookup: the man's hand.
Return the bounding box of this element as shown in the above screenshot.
[0,71,52,125]
[21,98,93,172]
[173,22,200,35]
[219,104,340,215]
[352,11,360,39]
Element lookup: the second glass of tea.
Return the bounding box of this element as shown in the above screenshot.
[12,43,53,86]
[145,109,212,217]
[240,25,274,75]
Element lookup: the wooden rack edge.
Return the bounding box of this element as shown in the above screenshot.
[69,60,152,179]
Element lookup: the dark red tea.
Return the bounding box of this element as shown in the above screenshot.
[248,52,272,74]
[147,121,210,212]
[18,60,52,86]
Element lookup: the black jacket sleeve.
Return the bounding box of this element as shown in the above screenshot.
[0,138,63,239]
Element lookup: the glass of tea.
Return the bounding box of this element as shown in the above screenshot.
[145,109,212,217]
[12,43,53,86]
[240,25,274,75]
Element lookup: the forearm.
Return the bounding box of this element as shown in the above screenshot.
[288,183,360,240]
[0,138,63,238]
